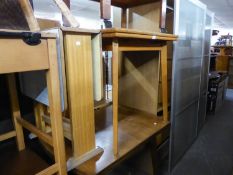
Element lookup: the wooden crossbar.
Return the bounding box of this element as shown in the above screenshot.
[0,131,16,142]
[35,164,59,175]
[16,117,53,146]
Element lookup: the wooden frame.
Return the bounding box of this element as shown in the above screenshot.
[32,27,104,171]
[72,28,177,174]
[0,31,67,175]
[101,28,177,155]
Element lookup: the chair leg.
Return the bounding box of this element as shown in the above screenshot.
[46,39,67,175]
[7,74,25,151]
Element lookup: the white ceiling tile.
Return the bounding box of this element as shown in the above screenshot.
[200,0,233,28]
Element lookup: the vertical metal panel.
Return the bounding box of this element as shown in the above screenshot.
[198,10,214,130]
[172,101,199,165]
[169,0,207,170]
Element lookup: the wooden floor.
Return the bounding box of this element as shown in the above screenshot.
[0,106,169,175]
[0,139,50,175]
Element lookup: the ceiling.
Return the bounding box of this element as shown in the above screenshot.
[200,0,233,29]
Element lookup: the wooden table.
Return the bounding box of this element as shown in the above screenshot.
[0,30,67,175]
[75,28,177,174]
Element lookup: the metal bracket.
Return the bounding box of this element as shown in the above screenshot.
[0,31,41,46]
[22,32,41,46]
[160,28,168,33]
[104,19,112,28]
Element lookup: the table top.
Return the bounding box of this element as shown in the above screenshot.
[101,28,178,41]
[60,27,100,34]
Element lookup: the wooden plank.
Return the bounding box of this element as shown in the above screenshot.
[53,0,79,27]
[121,8,127,28]
[7,74,25,151]
[160,0,167,29]
[35,164,58,175]
[102,28,177,38]
[0,131,16,142]
[161,44,168,121]
[37,18,60,30]
[18,0,40,31]
[92,34,104,101]
[128,1,161,33]
[67,147,104,171]
[64,34,95,157]
[61,26,99,34]
[43,114,72,140]
[119,46,162,51]
[17,117,53,146]
[62,0,71,27]
[0,39,49,74]
[34,103,46,131]
[103,33,176,40]
[119,53,160,115]
[112,39,119,155]
[46,39,67,175]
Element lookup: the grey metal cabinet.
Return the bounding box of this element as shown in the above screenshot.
[169,0,207,171]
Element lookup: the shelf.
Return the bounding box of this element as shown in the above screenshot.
[92,0,161,8]
[76,105,170,174]
[212,45,233,48]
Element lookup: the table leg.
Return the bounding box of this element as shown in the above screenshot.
[46,39,67,175]
[7,74,25,151]
[112,39,119,156]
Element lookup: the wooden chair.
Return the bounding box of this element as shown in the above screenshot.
[0,1,67,174]
[20,0,105,172]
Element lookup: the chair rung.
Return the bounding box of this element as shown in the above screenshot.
[0,130,16,141]
[16,117,53,146]
[35,164,58,175]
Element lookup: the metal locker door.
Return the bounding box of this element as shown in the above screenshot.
[169,0,207,171]
[198,10,214,131]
